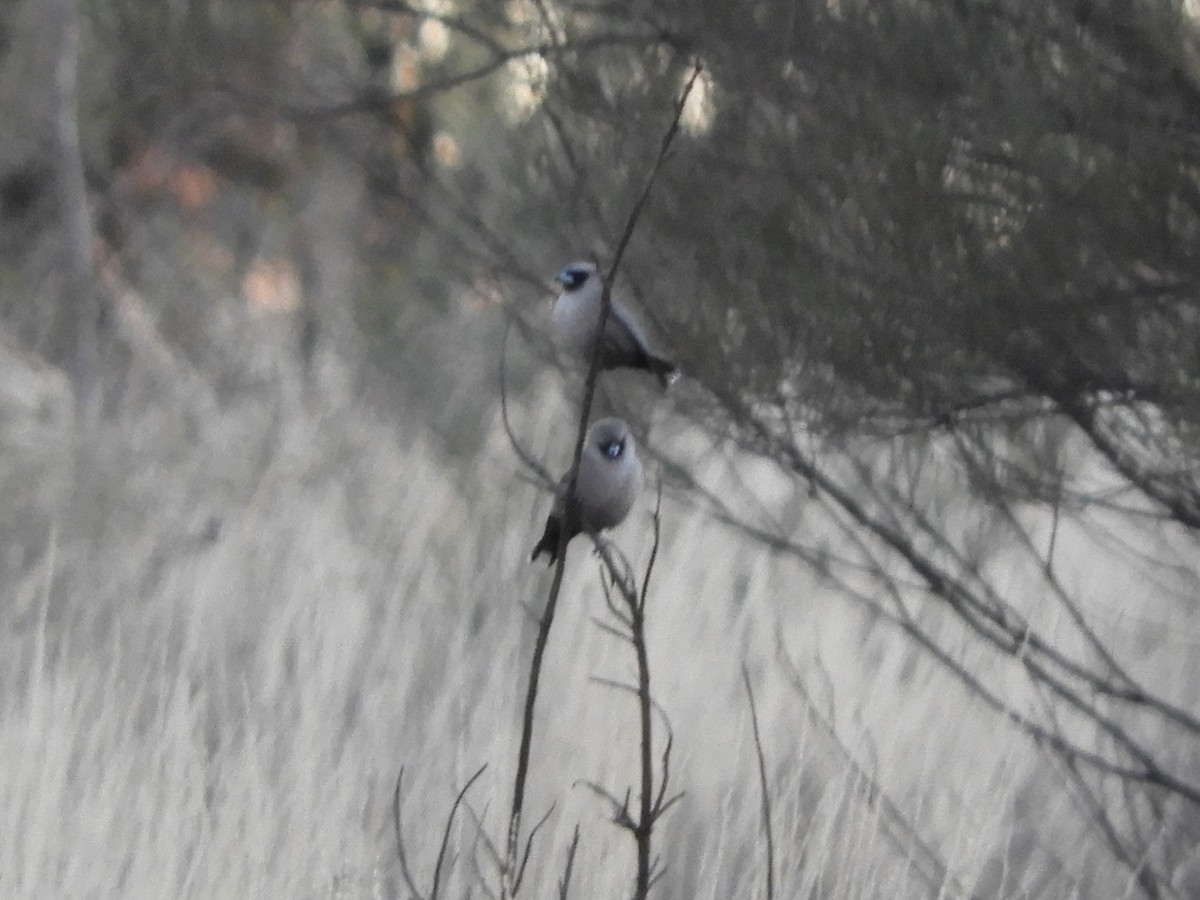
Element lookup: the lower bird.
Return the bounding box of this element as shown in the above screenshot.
[552,261,678,387]
[531,418,644,564]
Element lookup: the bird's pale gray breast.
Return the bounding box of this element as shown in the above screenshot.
[574,446,642,530]
[551,288,602,355]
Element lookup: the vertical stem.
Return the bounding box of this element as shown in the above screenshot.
[50,0,99,429]
[630,484,663,899]
[631,599,653,898]
[742,667,775,900]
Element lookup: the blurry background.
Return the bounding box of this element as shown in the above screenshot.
[4,0,1200,897]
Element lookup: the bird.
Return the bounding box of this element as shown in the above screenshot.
[551,261,678,387]
[531,418,644,564]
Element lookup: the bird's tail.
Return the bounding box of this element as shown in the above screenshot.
[530,515,563,565]
[648,354,679,389]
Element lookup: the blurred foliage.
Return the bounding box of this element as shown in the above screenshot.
[463,1,1200,435]
[347,0,1200,526]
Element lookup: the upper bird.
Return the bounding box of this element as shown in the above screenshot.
[531,418,644,565]
[552,261,678,387]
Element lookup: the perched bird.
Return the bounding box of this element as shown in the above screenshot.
[552,261,678,387]
[531,418,644,564]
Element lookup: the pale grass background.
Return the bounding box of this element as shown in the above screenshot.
[3,321,1195,900]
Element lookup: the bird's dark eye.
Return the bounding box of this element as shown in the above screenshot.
[602,440,624,459]
[558,266,589,289]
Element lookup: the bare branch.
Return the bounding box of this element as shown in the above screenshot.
[394,767,428,900]
[513,803,556,896]
[393,764,488,900]
[577,779,634,825]
[741,667,775,900]
[735,412,1200,803]
[500,320,554,486]
[432,765,489,900]
[590,616,633,643]
[557,825,581,900]
[639,480,664,612]
[465,801,505,886]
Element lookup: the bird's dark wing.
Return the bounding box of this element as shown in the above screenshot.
[604,304,653,359]
[604,304,677,385]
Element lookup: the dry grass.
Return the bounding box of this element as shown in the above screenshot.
[1,347,1197,899]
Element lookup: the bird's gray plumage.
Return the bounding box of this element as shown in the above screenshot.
[531,418,644,564]
[552,261,677,386]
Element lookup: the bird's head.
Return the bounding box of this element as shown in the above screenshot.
[590,418,633,460]
[555,261,597,292]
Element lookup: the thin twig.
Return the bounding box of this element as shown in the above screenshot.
[631,530,657,897]
[393,764,489,900]
[504,554,567,895]
[741,666,775,900]
[742,412,1200,803]
[589,677,675,729]
[432,765,489,900]
[500,320,554,485]
[578,778,635,824]
[639,479,664,611]
[463,802,500,900]
[652,728,677,818]
[557,825,581,900]
[513,803,557,895]
[394,767,428,900]
[465,800,505,886]
[591,616,633,643]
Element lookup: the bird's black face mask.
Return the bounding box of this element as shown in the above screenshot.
[557,266,590,290]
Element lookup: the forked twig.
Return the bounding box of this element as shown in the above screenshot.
[512,803,557,896]
[465,800,505,883]
[394,764,489,900]
[433,765,489,900]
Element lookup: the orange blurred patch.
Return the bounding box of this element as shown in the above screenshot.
[170,164,220,210]
[242,257,301,314]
